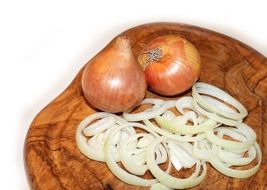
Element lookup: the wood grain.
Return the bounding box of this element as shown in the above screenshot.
[24,23,267,190]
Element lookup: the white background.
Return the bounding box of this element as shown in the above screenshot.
[0,0,266,189]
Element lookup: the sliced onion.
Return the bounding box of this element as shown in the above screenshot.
[164,100,177,109]
[76,113,115,161]
[137,134,155,148]
[131,149,146,165]
[120,132,168,176]
[162,110,176,120]
[205,124,256,153]
[119,133,152,175]
[154,143,168,164]
[144,119,205,142]
[76,83,262,189]
[155,116,217,135]
[218,146,256,166]
[174,111,198,126]
[215,127,248,143]
[193,99,242,126]
[83,115,115,136]
[169,153,183,171]
[193,139,219,161]
[175,96,195,114]
[192,82,247,120]
[215,125,257,166]
[196,114,207,124]
[146,137,207,189]
[168,141,196,169]
[202,95,238,113]
[150,183,173,190]
[123,99,167,121]
[105,124,158,186]
[209,142,261,178]
[76,113,136,162]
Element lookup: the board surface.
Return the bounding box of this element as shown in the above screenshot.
[24,23,267,190]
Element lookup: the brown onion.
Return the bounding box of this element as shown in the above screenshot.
[138,35,201,96]
[82,36,147,113]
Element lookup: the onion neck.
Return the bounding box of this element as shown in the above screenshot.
[114,36,132,54]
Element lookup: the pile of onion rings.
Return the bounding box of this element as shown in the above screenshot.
[76,82,262,189]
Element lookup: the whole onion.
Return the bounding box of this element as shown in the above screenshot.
[138,35,201,96]
[82,36,147,113]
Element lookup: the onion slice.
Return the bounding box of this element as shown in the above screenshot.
[155,116,217,135]
[193,139,219,161]
[150,183,173,190]
[192,82,247,120]
[144,119,205,142]
[123,99,167,121]
[105,124,158,186]
[83,115,116,136]
[209,142,261,178]
[146,137,207,189]
[218,146,256,166]
[175,96,195,114]
[168,141,196,169]
[119,133,167,176]
[193,99,242,126]
[205,124,256,153]
[76,113,114,161]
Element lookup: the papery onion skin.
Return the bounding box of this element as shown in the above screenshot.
[82,36,147,113]
[138,35,201,96]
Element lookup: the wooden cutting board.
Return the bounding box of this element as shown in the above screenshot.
[24,23,267,190]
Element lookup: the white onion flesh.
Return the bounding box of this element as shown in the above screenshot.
[209,142,261,178]
[192,139,220,161]
[150,183,173,190]
[193,99,242,126]
[104,125,158,186]
[144,119,206,142]
[146,137,207,189]
[76,82,262,189]
[119,133,150,175]
[123,99,167,121]
[192,82,248,119]
[175,96,195,114]
[156,116,217,135]
[168,141,196,169]
[205,124,256,153]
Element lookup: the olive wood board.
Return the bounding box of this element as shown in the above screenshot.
[24,22,267,190]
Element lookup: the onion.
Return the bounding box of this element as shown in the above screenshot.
[138,35,201,96]
[82,36,147,113]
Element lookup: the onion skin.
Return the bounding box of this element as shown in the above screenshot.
[82,36,147,113]
[138,35,201,96]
